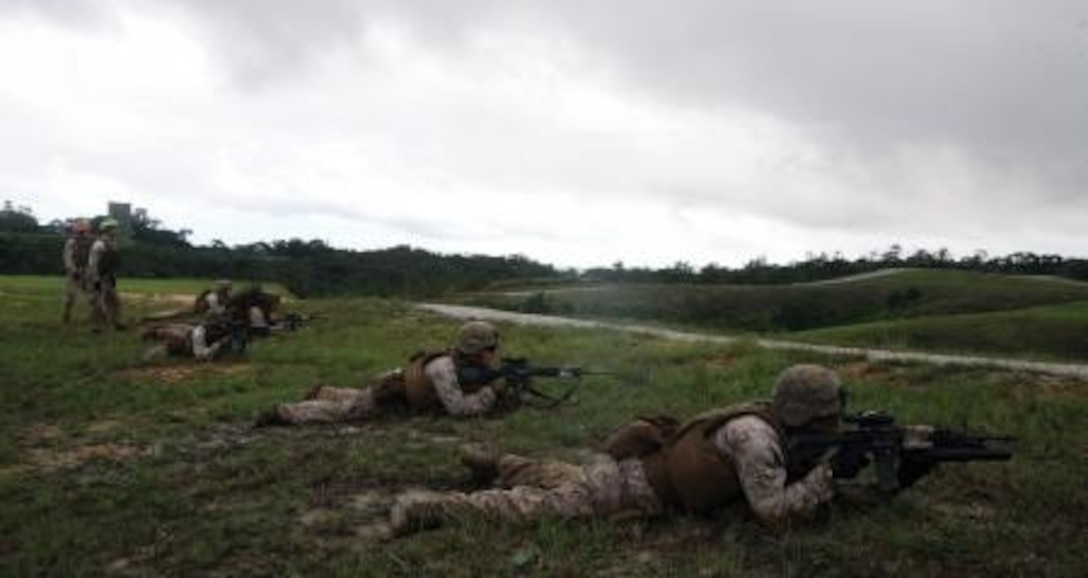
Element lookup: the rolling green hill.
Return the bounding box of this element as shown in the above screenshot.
[791,299,1088,361]
[456,269,1088,361]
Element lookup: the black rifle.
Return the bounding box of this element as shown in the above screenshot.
[280,312,320,331]
[457,357,611,409]
[791,410,1014,493]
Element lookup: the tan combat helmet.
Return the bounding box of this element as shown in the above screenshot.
[455,320,499,354]
[771,364,845,428]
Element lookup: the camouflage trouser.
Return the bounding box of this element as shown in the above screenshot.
[92,276,122,327]
[275,386,378,425]
[62,272,92,323]
[430,454,663,522]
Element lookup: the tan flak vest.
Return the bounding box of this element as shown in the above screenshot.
[401,351,451,411]
[397,350,494,412]
[604,402,786,515]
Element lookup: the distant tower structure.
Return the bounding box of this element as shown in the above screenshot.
[107,202,132,235]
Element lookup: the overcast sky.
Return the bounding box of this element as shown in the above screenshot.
[2,1,1086,269]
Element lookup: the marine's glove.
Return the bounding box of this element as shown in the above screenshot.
[829,447,871,480]
[489,378,508,396]
[93,281,102,291]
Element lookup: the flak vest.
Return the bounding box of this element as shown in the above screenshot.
[636,402,788,515]
[72,237,93,271]
[399,350,494,412]
[99,242,119,274]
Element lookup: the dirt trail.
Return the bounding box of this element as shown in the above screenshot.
[418,303,1088,381]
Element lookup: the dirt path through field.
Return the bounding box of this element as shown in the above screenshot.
[418,303,1088,380]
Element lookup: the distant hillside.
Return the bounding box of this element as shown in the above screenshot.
[456,269,1088,333]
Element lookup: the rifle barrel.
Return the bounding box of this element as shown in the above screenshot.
[922,446,1014,462]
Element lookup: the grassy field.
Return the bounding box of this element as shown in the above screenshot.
[455,269,1088,362]
[1,275,1086,576]
[793,300,1088,362]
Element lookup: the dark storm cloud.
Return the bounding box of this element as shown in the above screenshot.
[563,2,1088,164]
[149,0,1088,198]
[17,0,1088,162]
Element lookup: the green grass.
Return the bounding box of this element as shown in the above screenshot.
[0,274,287,294]
[792,300,1088,361]
[1,275,1086,576]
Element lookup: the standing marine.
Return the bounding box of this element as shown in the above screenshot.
[87,218,125,332]
[61,218,94,324]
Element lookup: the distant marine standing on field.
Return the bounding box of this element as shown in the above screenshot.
[61,218,94,324]
[87,218,125,332]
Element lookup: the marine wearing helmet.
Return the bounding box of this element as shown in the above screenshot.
[771,364,846,428]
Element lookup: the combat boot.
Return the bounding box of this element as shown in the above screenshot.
[389,490,449,537]
[253,407,290,428]
[460,443,499,486]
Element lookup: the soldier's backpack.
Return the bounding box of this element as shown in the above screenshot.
[599,414,681,460]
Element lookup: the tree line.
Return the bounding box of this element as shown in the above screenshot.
[584,245,1088,285]
[0,202,558,297]
[1,201,1085,297]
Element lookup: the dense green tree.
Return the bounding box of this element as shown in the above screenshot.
[0,201,39,233]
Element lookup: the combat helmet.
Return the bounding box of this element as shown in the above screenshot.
[771,364,845,428]
[71,219,91,234]
[455,320,499,354]
[99,218,119,232]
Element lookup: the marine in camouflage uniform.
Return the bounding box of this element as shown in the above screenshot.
[61,219,94,324]
[87,218,125,332]
[390,364,847,536]
[257,320,508,426]
[141,316,245,361]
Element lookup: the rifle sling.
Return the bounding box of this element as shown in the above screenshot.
[523,380,580,409]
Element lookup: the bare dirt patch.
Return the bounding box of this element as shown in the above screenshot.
[835,360,918,388]
[118,362,253,384]
[121,292,194,307]
[27,444,148,472]
[706,352,738,368]
[1,433,150,477]
[1034,375,1088,398]
[21,423,64,444]
[85,419,125,435]
[1001,374,1088,404]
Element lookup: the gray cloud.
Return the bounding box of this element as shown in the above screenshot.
[153,1,1088,202]
[4,0,1087,266]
